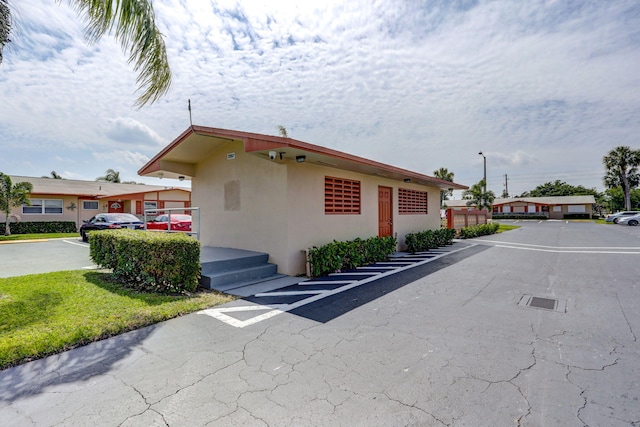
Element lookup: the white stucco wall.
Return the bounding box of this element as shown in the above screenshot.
[284,162,440,274]
[0,195,84,230]
[191,141,442,276]
[192,141,289,264]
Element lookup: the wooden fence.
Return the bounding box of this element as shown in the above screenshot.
[446,209,490,229]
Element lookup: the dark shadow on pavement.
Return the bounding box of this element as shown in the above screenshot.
[0,323,156,403]
[288,244,488,323]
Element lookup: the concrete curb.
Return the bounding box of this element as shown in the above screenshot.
[0,239,49,245]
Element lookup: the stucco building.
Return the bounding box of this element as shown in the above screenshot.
[446,195,596,219]
[139,126,467,276]
[1,175,191,229]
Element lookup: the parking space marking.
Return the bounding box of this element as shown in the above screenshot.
[495,244,640,254]
[63,239,89,247]
[474,239,640,253]
[200,243,475,328]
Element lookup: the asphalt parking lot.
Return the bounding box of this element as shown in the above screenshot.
[1,221,640,426]
[0,238,93,278]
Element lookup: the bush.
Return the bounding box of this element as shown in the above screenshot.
[90,229,201,293]
[5,221,77,234]
[405,228,456,253]
[563,213,591,219]
[458,223,499,239]
[307,236,397,278]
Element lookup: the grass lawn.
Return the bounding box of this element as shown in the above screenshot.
[497,224,520,233]
[0,233,79,242]
[0,270,235,369]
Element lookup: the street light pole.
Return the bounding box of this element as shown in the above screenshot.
[478,151,486,193]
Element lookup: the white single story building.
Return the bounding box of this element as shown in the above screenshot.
[139,126,467,276]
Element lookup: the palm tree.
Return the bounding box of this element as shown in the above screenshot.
[603,146,640,211]
[96,169,121,183]
[0,0,171,107]
[42,171,63,179]
[0,173,33,236]
[433,167,455,207]
[277,125,288,138]
[462,179,495,212]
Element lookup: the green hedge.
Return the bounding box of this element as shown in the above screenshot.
[459,223,499,239]
[307,236,397,278]
[563,213,591,219]
[5,221,77,234]
[89,229,201,293]
[405,228,456,253]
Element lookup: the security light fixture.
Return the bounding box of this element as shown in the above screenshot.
[404,178,411,183]
[296,155,306,163]
[178,176,185,181]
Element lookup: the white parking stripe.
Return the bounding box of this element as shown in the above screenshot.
[200,244,475,328]
[474,239,640,250]
[300,280,353,285]
[254,290,326,297]
[495,244,640,254]
[63,239,88,247]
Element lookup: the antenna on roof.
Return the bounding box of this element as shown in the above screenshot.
[188,99,193,127]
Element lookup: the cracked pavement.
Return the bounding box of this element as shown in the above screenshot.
[1,221,639,426]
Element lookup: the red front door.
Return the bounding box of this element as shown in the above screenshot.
[378,186,393,237]
[108,200,124,213]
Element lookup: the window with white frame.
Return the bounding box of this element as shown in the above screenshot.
[82,200,99,210]
[23,199,63,215]
[144,201,158,214]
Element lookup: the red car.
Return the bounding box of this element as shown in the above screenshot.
[146,214,192,232]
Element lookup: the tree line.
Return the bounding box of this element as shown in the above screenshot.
[435,146,640,213]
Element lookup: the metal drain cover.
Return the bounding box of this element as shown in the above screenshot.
[518,295,566,313]
[530,297,556,310]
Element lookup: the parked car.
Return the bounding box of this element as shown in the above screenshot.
[146,214,192,232]
[80,213,144,242]
[617,213,640,226]
[605,211,638,223]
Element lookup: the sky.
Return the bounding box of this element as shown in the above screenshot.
[1,0,639,198]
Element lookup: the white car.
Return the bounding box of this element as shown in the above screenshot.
[605,211,638,223]
[617,213,640,226]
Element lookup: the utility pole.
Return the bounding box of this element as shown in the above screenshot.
[504,174,509,197]
[478,152,486,193]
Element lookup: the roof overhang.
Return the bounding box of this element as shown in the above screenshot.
[138,126,468,191]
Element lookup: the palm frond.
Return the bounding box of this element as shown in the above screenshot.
[0,0,11,63]
[277,125,288,138]
[68,0,171,107]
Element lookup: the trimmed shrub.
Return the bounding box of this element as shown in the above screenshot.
[458,223,499,239]
[90,229,201,293]
[6,221,77,234]
[307,236,397,278]
[563,213,591,219]
[405,228,456,253]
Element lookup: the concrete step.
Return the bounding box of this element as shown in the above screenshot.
[225,275,306,297]
[201,263,279,290]
[200,247,270,274]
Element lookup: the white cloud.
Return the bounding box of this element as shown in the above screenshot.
[104,118,165,146]
[93,150,151,168]
[1,0,639,197]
